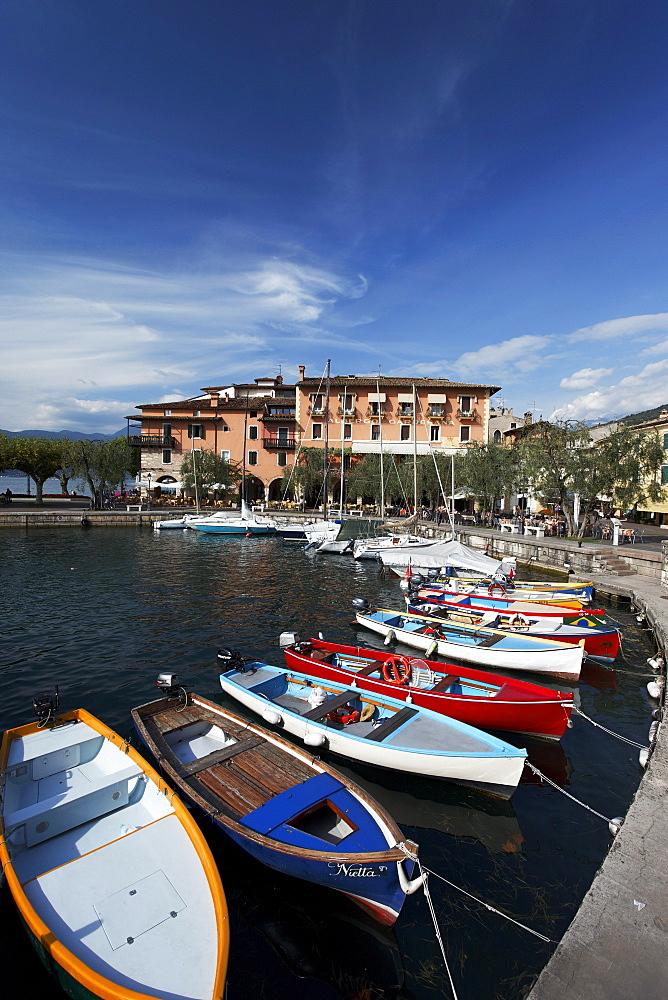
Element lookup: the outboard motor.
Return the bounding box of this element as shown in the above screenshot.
[157,672,182,698]
[427,567,440,581]
[33,687,60,727]
[217,647,247,672]
[409,574,424,590]
[352,597,370,613]
[279,631,300,649]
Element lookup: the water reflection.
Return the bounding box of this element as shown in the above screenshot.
[0,529,657,1000]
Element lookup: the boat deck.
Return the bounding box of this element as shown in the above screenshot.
[140,704,314,822]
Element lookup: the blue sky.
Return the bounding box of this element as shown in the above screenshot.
[3,0,668,433]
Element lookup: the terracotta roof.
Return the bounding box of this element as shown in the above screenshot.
[300,375,501,392]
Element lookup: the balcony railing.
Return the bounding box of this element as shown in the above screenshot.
[396,407,414,420]
[336,406,359,420]
[263,435,297,450]
[261,410,296,421]
[128,435,175,448]
[365,406,387,420]
[308,405,329,418]
[427,407,446,419]
[456,409,478,421]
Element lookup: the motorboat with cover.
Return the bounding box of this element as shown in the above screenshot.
[132,677,423,926]
[0,695,229,1000]
[280,634,573,740]
[217,652,527,798]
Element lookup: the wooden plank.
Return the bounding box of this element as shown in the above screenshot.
[255,742,314,781]
[180,736,265,776]
[430,674,459,692]
[232,750,299,794]
[365,707,418,742]
[476,634,504,648]
[199,768,266,816]
[355,661,382,677]
[303,690,358,721]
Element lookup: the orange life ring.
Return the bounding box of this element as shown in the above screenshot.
[382,654,411,685]
[488,582,506,597]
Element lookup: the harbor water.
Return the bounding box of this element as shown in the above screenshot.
[0,528,656,1000]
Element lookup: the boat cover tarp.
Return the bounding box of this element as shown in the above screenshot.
[334,517,385,541]
[379,538,504,575]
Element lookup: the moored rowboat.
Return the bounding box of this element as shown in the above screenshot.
[0,708,229,1000]
[354,603,584,682]
[132,683,423,926]
[281,636,573,740]
[217,654,527,799]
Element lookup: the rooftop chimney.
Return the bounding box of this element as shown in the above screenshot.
[524,411,533,425]
[298,365,306,381]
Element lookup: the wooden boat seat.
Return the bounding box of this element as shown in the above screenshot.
[180,736,265,776]
[365,707,418,742]
[476,634,504,648]
[5,763,143,848]
[430,674,459,692]
[303,690,358,721]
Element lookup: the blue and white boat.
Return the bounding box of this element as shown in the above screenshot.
[217,654,527,799]
[132,685,423,926]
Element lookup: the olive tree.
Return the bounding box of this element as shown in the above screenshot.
[8,437,64,504]
[180,450,240,499]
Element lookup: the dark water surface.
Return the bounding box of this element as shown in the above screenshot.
[0,529,657,1000]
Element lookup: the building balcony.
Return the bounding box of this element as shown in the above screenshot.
[365,407,387,419]
[261,411,296,421]
[427,408,446,420]
[128,435,175,448]
[396,408,414,421]
[308,405,329,418]
[263,435,297,450]
[336,407,359,420]
[456,409,478,421]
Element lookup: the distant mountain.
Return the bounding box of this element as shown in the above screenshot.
[618,404,668,427]
[0,428,128,441]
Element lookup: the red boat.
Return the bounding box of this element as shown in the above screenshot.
[282,638,574,741]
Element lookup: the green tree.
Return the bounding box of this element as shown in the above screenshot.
[9,437,64,503]
[455,443,521,513]
[288,448,331,509]
[515,421,666,536]
[180,450,240,499]
[63,438,139,508]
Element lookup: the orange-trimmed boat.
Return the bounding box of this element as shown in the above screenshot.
[0,706,229,1000]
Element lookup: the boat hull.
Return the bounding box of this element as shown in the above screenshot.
[0,710,229,1000]
[132,694,417,926]
[356,609,583,682]
[218,667,527,798]
[284,640,573,740]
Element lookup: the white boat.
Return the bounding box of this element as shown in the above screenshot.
[353,534,430,560]
[303,519,340,546]
[354,604,584,682]
[154,513,208,529]
[218,657,527,799]
[0,705,229,1000]
[191,501,277,535]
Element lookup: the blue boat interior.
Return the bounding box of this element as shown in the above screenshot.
[240,771,388,852]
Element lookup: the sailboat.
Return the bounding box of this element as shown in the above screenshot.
[192,396,277,535]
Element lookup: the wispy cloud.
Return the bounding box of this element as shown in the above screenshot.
[560,367,613,391]
[567,313,668,343]
[452,335,553,378]
[0,252,366,431]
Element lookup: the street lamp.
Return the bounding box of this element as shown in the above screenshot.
[146,471,152,509]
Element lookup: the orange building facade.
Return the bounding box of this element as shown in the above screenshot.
[128,366,500,503]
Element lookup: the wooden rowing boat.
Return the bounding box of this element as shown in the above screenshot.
[132,687,423,926]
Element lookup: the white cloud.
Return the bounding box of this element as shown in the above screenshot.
[0,252,365,432]
[452,335,553,378]
[551,359,668,422]
[567,313,668,343]
[560,367,613,391]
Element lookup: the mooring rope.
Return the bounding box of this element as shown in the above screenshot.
[525,762,614,823]
[418,864,557,944]
[572,706,649,749]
